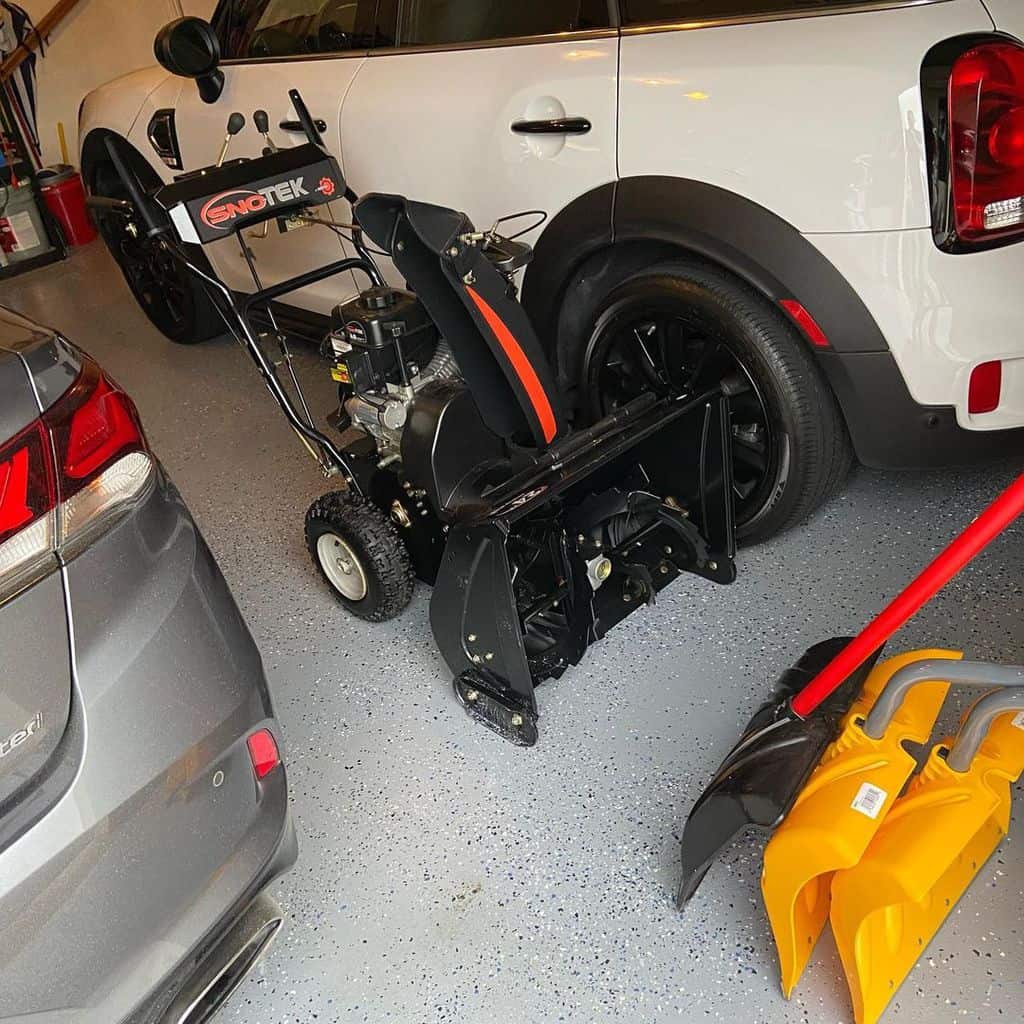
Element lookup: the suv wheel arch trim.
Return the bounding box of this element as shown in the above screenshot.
[521,175,890,361]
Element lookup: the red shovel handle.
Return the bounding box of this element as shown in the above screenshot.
[791,472,1024,718]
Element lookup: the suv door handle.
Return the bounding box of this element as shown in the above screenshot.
[280,118,327,134]
[511,117,592,136]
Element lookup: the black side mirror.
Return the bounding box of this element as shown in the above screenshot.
[154,17,224,104]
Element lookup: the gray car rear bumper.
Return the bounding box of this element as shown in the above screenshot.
[0,469,296,1024]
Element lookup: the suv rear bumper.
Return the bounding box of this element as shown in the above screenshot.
[818,348,1024,469]
[809,228,1024,435]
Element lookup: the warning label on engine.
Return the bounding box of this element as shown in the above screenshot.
[851,782,888,820]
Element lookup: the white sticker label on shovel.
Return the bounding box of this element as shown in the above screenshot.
[1012,712,1024,731]
[851,783,888,820]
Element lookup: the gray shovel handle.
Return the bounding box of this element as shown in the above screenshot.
[946,687,1024,772]
[862,659,1024,740]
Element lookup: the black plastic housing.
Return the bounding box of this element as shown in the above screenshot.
[331,287,437,391]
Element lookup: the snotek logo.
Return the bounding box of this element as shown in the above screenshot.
[199,176,312,229]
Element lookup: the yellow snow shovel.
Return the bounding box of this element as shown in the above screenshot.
[830,678,1024,1024]
[761,648,964,996]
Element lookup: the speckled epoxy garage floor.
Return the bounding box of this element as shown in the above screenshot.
[3,244,1022,1023]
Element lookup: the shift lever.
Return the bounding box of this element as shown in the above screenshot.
[254,109,277,153]
[217,112,246,167]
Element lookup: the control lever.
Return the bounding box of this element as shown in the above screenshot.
[217,112,246,167]
[254,109,277,153]
[288,88,324,147]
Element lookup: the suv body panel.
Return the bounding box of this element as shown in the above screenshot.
[983,0,1024,37]
[619,1,992,234]
[78,0,1024,460]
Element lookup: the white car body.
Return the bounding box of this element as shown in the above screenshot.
[80,0,1024,467]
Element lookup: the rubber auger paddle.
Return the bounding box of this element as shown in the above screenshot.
[676,471,1024,909]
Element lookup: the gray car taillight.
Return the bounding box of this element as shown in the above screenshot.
[0,357,153,602]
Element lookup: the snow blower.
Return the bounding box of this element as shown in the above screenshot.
[676,470,1024,908]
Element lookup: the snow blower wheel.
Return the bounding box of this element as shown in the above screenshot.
[305,492,414,622]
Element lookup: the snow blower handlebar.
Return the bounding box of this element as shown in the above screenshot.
[791,472,1024,719]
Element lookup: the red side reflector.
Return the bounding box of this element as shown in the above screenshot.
[247,729,281,780]
[968,360,1002,414]
[780,300,831,349]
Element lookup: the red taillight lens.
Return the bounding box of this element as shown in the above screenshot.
[949,42,1024,242]
[0,421,56,546]
[1,354,152,600]
[968,360,1002,414]
[247,729,281,780]
[44,357,146,501]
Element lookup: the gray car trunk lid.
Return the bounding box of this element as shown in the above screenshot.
[0,326,74,831]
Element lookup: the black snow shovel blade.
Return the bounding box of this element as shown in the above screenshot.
[676,638,882,908]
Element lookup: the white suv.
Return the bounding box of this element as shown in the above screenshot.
[80,0,1024,541]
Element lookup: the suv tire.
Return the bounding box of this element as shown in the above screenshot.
[93,164,223,345]
[580,258,853,543]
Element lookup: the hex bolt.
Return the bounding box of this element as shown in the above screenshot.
[708,561,718,571]
[466,689,479,702]
[511,713,524,728]
[659,563,670,575]
[468,633,477,642]
[663,546,673,555]
[396,240,405,251]
[485,652,494,661]
[449,246,459,257]
[472,654,482,664]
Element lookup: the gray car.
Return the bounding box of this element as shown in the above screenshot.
[0,306,296,1024]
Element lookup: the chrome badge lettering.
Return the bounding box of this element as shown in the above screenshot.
[0,712,42,759]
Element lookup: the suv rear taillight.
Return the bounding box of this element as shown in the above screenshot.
[949,42,1024,243]
[924,36,1024,251]
[0,356,152,600]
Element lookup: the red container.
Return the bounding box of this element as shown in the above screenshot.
[40,170,97,247]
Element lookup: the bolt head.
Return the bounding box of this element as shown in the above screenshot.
[468,633,477,642]
[595,558,613,581]
[659,563,670,575]
[485,652,494,661]
[663,546,673,556]
[708,560,718,571]
[511,713,524,727]
[466,689,479,702]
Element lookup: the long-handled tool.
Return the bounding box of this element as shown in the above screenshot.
[677,471,1024,908]
[830,682,1024,1024]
